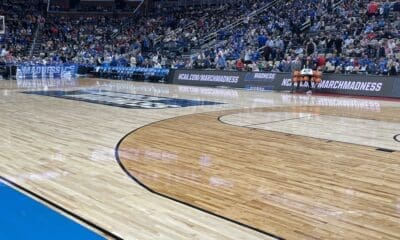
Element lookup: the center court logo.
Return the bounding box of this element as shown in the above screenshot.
[23,90,223,109]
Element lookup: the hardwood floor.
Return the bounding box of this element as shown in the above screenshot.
[221,111,400,151]
[118,106,400,240]
[0,78,399,239]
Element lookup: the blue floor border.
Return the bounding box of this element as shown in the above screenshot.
[0,176,122,240]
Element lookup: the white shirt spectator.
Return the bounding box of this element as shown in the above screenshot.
[130,56,137,67]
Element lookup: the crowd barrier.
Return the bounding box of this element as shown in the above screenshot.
[169,69,400,98]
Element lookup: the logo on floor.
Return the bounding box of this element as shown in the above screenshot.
[23,90,223,109]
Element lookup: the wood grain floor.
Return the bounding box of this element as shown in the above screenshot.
[118,106,400,240]
[221,111,400,151]
[0,78,399,239]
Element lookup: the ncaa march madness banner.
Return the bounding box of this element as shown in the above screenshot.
[16,64,78,81]
[169,69,400,98]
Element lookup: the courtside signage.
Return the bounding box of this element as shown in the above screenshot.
[173,70,241,86]
[170,69,400,98]
[16,64,78,81]
[280,79,383,92]
[178,73,239,83]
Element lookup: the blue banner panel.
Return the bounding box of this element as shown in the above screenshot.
[16,64,78,81]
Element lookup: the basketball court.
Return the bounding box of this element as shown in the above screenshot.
[0,78,399,239]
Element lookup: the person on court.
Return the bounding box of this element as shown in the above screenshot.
[292,56,322,93]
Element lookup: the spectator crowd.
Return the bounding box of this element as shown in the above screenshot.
[1,0,399,76]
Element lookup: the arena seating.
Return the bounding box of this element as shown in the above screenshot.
[0,0,399,76]
[0,0,45,61]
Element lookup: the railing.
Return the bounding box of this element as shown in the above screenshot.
[198,0,283,48]
[153,4,229,46]
[111,20,131,39]
[300,0,344,32]
[110,0,144,39]
[134,0,145,14]
[29,22,42,58]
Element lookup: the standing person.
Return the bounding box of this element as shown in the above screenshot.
[281,56,292,72]
[215,53,226,70]
[263,45,272,61]
[383,0,391,18]
[302,57,316,92]
[367,1,379,17]
[334,36,343,56]
[326,35,335,54]
[306,38,317,56]
[316,54,327,70]
[290,56,302,92]
[388,59,397,76]
[236,58,245,71]
[130,55,137,67]
[244,49,252,64]
[136,53,144,67]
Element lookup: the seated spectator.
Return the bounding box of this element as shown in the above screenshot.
[236,58,245,71]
